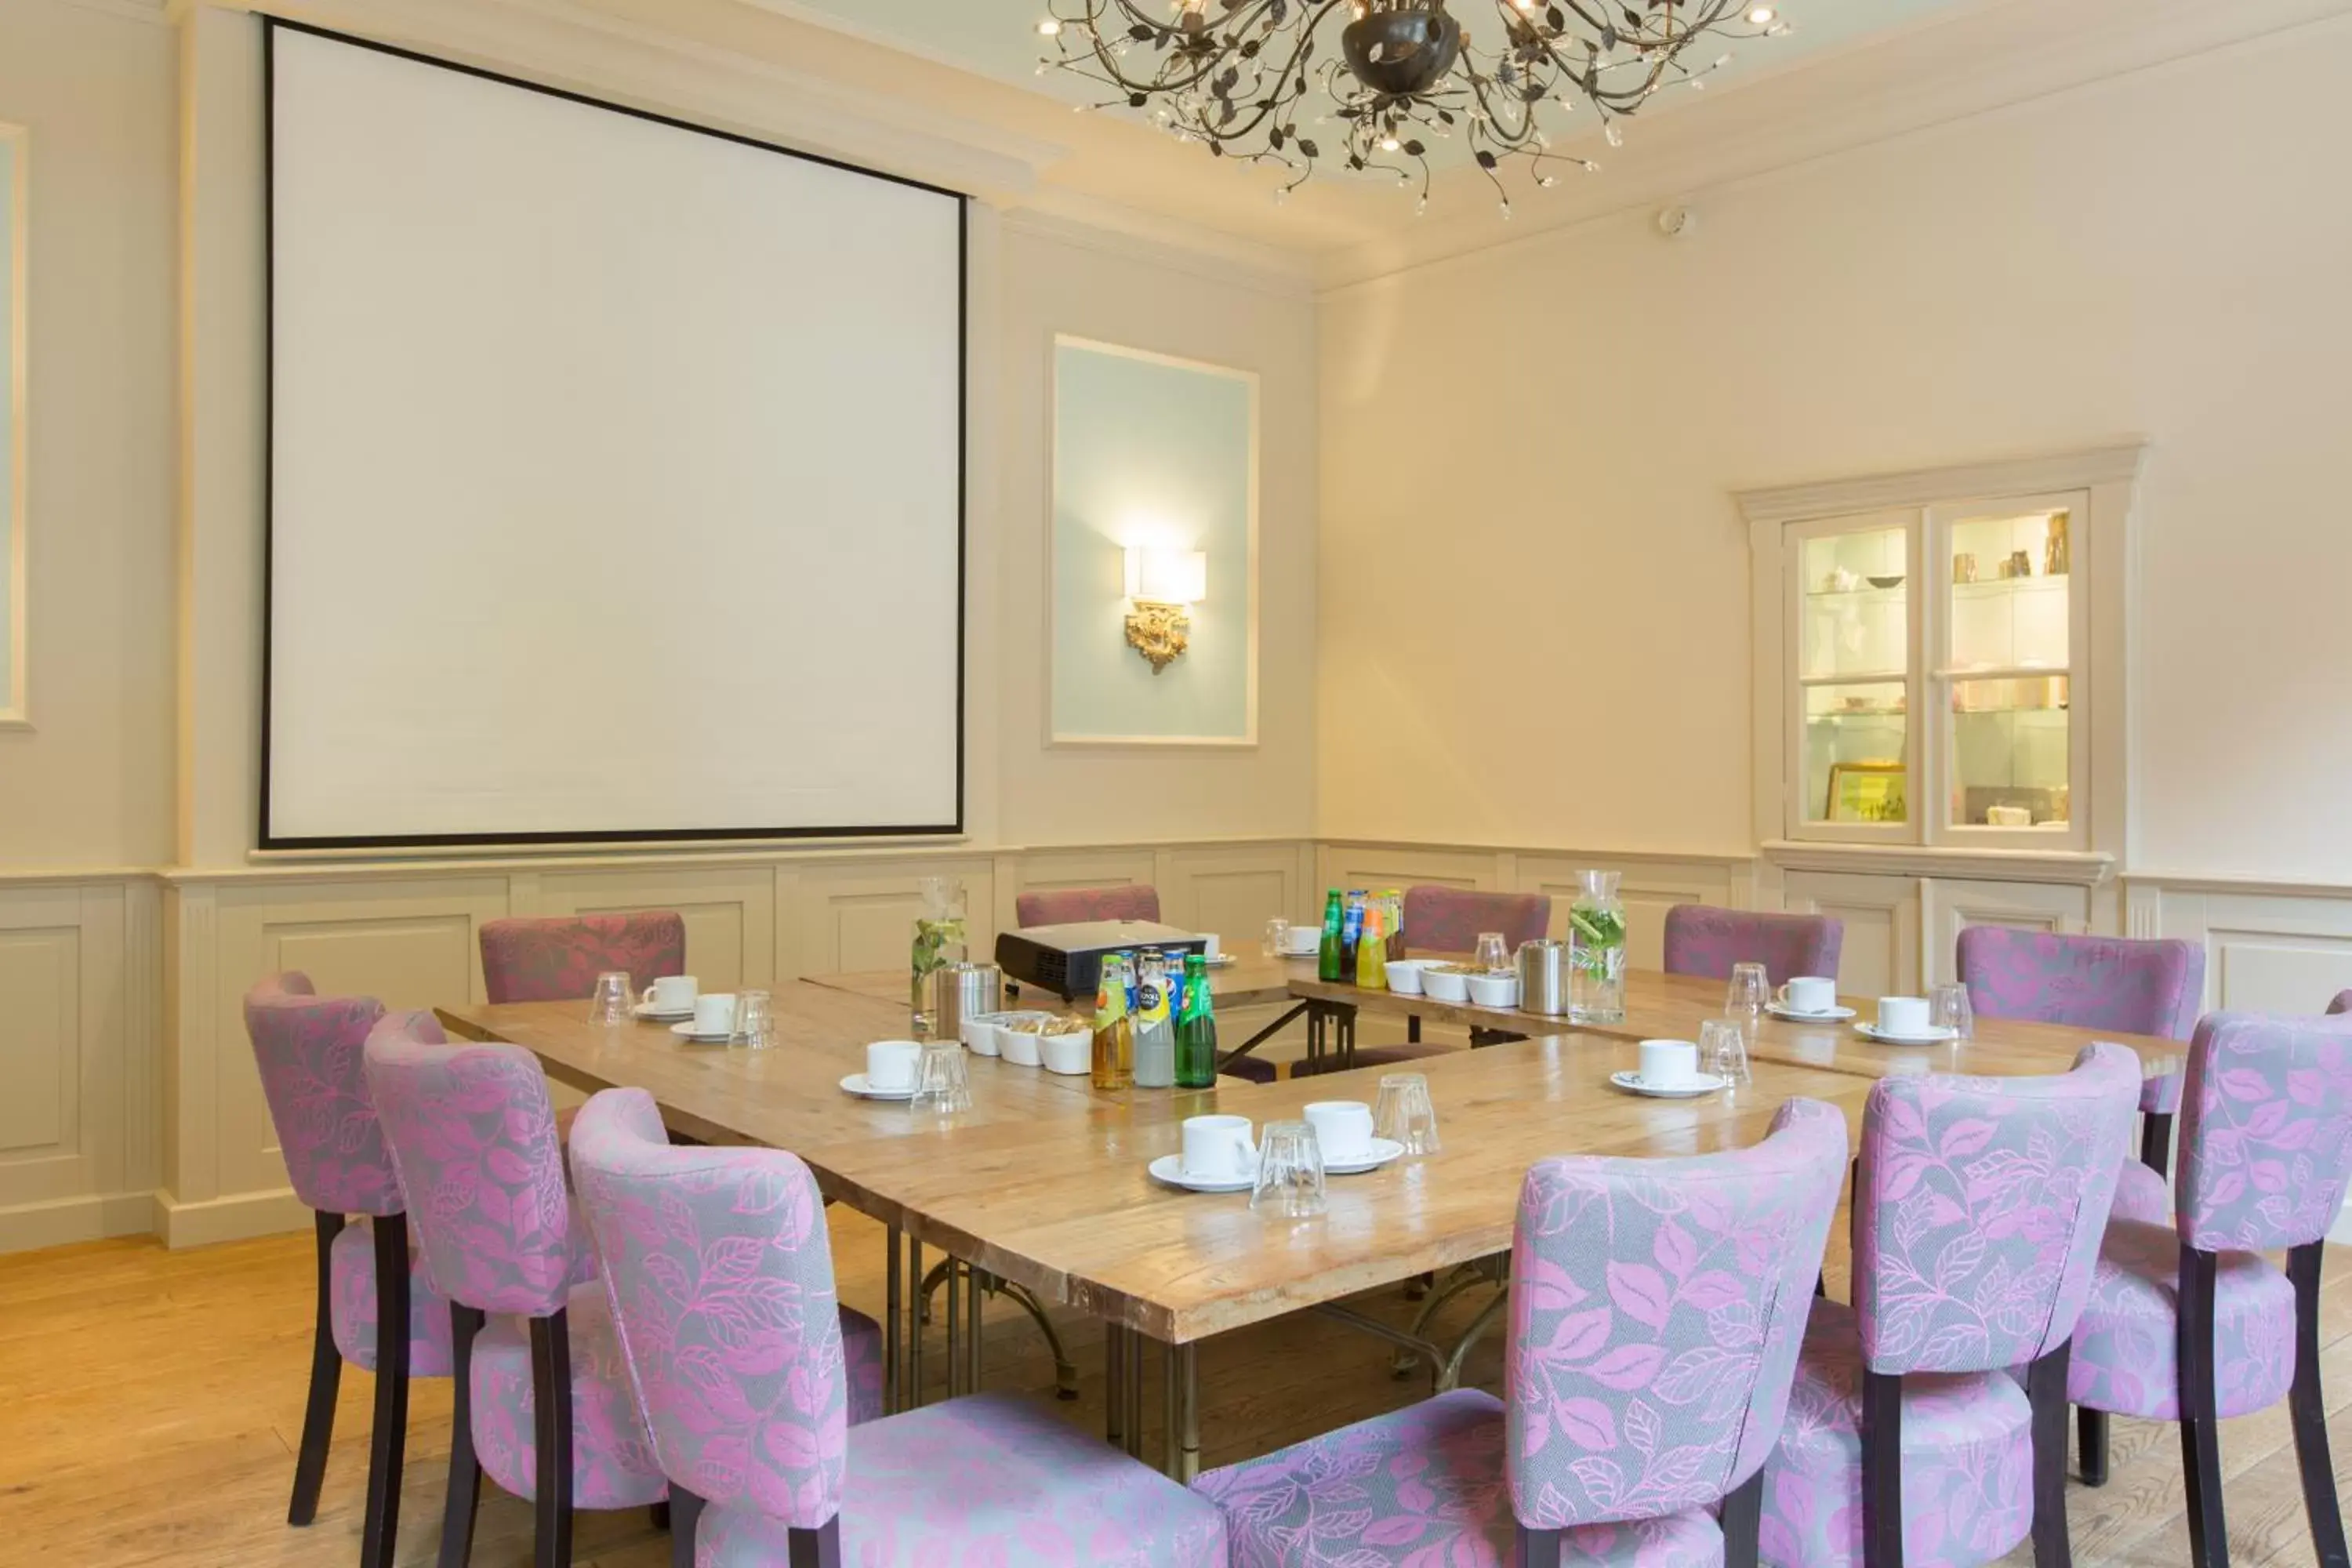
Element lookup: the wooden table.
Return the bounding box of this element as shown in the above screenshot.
[1286,967,2187,1083]
[439,964,2161,1482]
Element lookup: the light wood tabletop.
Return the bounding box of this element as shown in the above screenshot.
[1286,967,2186,1082]
[807,1034,1875,1343]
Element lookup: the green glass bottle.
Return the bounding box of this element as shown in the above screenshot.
[1316,890,1345,983]
[1175,953,1218,1089]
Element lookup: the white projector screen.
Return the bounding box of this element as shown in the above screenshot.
[264,23,964,848]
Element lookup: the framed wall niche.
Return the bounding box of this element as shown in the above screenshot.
[0,124,24,728]
[1048,335,1258,747]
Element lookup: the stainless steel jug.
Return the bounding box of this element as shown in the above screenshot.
[1516,939,1570,1017]
[931,961,1004,1045]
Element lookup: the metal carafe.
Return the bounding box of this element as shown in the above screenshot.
[930,961,1004,1044]
[1515,938,1570,1017]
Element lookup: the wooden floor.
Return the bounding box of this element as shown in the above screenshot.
[3,1211,2347,1567]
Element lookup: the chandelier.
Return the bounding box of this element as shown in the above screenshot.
[1039,0,1789,212]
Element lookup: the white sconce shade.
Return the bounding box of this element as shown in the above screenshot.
[1124,547,1208,604]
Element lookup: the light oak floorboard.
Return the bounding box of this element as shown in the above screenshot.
[2,1218,2347,1566]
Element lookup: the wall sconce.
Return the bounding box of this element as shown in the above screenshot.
[1123,547,1207,674]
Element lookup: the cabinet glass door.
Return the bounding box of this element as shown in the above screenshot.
[1797,524,1912,829]
[1939,503,2081,837]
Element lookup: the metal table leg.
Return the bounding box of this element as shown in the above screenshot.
[884,1221,902,1415]
[943,1258,962,1398]
[1162,1342,1199,1482]
[964,1262,984,1392]
[907,1234,924,1410]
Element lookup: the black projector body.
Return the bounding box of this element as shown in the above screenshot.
[993,920,1209,1002]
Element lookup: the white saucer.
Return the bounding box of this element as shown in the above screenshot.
[670,1022,735,1044]
[840,1073,916,1101]
[1610,1070,1729,1099]
[1853,1022,1959,1045]
[634,1004,694,1022]
[1769,1004,1857,1023]
[1322,1138,1406,1175]
[1147,1154,1254,1193]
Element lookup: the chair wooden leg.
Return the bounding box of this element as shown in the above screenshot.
[1516,1524,1563,1568]
[2077,1406,2109,1487]
[788,1518,843,1567]
[531,1308,575,1568]
[287,1210,345,1526]
[667,1486,703,1568]
[2140,1110,2174,1181]
[2178,1243,2228,1568]
[1860,1370,1905,1568]
[360,1213,412,1568]
[1720,1468,1764,1568]
[2027,1341,2074,1568]
[2288,1243,2350,1568]
[437,1304,486,1568]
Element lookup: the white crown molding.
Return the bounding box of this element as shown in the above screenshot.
[66,0,172,23]
[1002,197,1317,300]
[1319,0,2352,292]
[194,0,1069,199]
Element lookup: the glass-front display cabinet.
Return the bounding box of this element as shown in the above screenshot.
[1749,448,2137,858]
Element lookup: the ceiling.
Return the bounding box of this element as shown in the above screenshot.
[749,0,1984,115]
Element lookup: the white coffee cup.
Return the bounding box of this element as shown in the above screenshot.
[1303,1101,1374,1164]
[691,993,737,1039]
[642,975,699,1013]
[1778,976,1837,1016]
[866,1040,923,1091]
[1877,996,1932,1036]
[1202,934,1221,960]
[1180,1114,1257,1181]
[1639,1039,1700,1089]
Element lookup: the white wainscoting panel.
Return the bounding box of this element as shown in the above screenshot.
[1782,870,1919,997]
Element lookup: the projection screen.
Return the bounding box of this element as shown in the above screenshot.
[263,22,964,848]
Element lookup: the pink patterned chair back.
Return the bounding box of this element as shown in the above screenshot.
[1504,1098,1849,1530]
[1014,884,1161,927]
[1401,886,1550,955]
[245,973,399,1217]
[2176,1012,2352,1254]
[570,1087,852,1530]
[1661,906,1843,985]
[1854,1043,2140,1376]
[362,1010,578,1318]
[1955,927,2203,1040]
[478,912,687,1004]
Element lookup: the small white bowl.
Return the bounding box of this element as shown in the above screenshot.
[1039,1027,1093,1076]
[1468,971,1521,1009]
[960,1011,1005,1057]
[994,1012,1055,1066]
[1421,966,1470,1003]
[1384,960,1427,996]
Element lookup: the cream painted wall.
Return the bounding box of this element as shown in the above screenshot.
[1319,16,2352,881]
[0,0,176,869]
[996,216,1316,845]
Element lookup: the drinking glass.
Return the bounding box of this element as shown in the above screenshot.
[1726,962,1769,1044]
[908,1040,973,1117]
[1264,917,1291,959]
[587,971,633,1025]
[1473,932,1509,972]
[1250,1120,1327,1219]
[1373,1072,1443,1156]
[733,989,776,1050]
[1700,1018,1751,1096]
[1929,982,1974,1042]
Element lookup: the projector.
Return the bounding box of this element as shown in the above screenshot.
[993,920,1210,1003]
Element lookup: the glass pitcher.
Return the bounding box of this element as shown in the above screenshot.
[1568,869,1627,1025]
[909,876,969,1037]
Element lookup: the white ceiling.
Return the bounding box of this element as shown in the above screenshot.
[750,0,1984,112]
